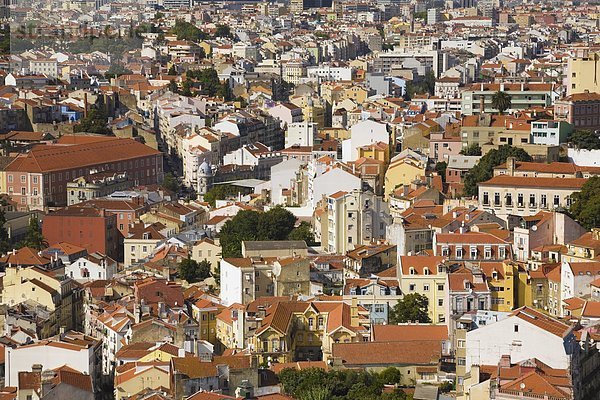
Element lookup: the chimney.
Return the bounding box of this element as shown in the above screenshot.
[83,92,88,118]
[507,156,516,176]
[350,297,359,327]
[499,354,511,368]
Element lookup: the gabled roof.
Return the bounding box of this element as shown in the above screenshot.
[510,307,572,338]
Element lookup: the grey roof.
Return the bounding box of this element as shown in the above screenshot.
[413,384,439,400]
[214,179,267,188]
[243,240,308,251]
[447,155,481,170]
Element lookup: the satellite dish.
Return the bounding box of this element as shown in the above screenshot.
[531,225,537,231]
[520,383,526,390]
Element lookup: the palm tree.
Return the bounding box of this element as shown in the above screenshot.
[491,90,512,114]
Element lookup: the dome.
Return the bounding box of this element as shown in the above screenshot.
[199,160,212,177]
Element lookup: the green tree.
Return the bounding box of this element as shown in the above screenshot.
[214,24,233,39]
[377,367,402,386]
[168,65,177,75]
[19,216,47,250]
[170,20,208,41]
[219,210,262,257]
[463,145,532,197]
[162,173,180,193]
[178,256,211,283]
[168,80,178,93]
[74,108,112,135]
[0,208,10,255]
[278,368,407,400]
[570,130,600,150]
[434,161,447,182]
[569,176,600,229]
[257,206,297,242]
[459,143,482,156]
[219,207,299,257]
[204,184,239,207]
[288,221,316,246]
[491,91,512,114]
[389,293,432,324]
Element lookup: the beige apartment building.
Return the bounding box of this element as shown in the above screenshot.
[566,53,600,95]
[478,175,587,219]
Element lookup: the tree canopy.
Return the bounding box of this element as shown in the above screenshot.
[219,206,304,257]
[203,185,239,207]
[179,256,211,283]
[569,176,600,229]
[170,20,208,41]
[459,143,482,156]
[491,91,512,114]
[389,293,432,324]
[0,208,10,255]
[288,221,317,246]
[162,173,180,193]
[569,130,600,150]
[73,108,112,135]
[463,145,532,197]
[434,161,447,182]
[18,216,47,250]
[278,367,407,400]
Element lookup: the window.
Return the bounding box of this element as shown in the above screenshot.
[424,268,430,275]
[7,175,12,183]
[514,324,519,333]
[424,284,430,291]
[308,318,314,328]
[457,357,466,366]
[541,194,547,207]
[20,175,25,183]
[554,194,560,206]
[438,298,443,306]
[483,191,489,205]
[470,246,477,260]
[456,248,464,259]
[484,246,492,259]
[499,247,506,259]
[409,268,416,275]
[529,194,536,207]
[457,340,466,348]
[438,314,445,323]
[506,193,512,206]
[517,193,523,206]
[437,284,444,291]
[409,283,416,291]
[494,192,500,206]
[33,176,38,184]
[21,188,25,195]
[318,317,324,328]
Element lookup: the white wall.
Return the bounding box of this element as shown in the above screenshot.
[5,345,92,386]
[568,148,600,166]
[271,159,303,205]
[466,315,570,370]
[312,168,361,210]
[220,260,243,306]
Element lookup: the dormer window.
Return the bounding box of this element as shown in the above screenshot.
[424,268,430,275]
[464,281,472,290]
[409,267,416,275]
[470,246,478,260]
[484,246,492,260]
[442,246,450,257]
[492,271,498,280]
[456,248,464,259]
[499,246,506,259]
